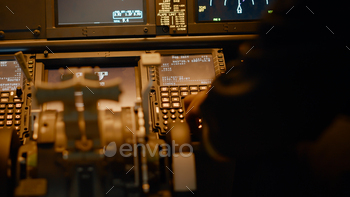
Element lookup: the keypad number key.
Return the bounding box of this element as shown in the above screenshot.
[160,86,168,92]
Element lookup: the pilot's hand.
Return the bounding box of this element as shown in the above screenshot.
[184,91,208,135]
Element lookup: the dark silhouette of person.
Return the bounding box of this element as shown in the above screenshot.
[185,0,350,196]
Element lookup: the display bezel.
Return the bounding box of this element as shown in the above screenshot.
[46,0,156,39]
[187,0,273,35]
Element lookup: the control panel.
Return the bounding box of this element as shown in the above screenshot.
[148,49,226,135]
[0,55,34,141]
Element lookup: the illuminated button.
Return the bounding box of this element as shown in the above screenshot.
[149,68,155,72]
[0,104,5,109]
[189,86,198,91]
[199,118,202,123]
[172,97,180,102]
[15,109,22,114]
[218,54,223,58]
[15,126,20,131]
[172,102,180,108]
[28,60,33,64]
[7,115,13,120]
[0,110,5,114]
[162,109,168,114]
[151,73,155,77]
[170,92,179,97]
[170,109,176,114]
[163,115,168,119]
[0,121,4,126]
[7,110,13,114]
[221,71,225,74]
[160,86,168,91]
[170,87,179,91]
[218,59,223,62]
[28,68,33,72]
[180,92,188,97]
[171,114,176,120]
[179,114,184,119]
[220,67,225,70]
[199,86,208,91]
[162,103,170,108]
[8,104,13,109]
[1,98,9,102]
[151,77,155,81]
[161,92,169,97]
[162,97,170,102]
[219,63,224,66]
[30,73,33,76]
[163,120,168,125]
[1,93,10,97]
[190,91,198,95]
[178,109,184,113]
[6,120,12,126]
[180,86,188,91]
[163,126,169,132]
[15,120,21,125]
[0,115,4,120]
[14,98,21,102]
[15,115,21,119]
[16,103,22,108]
[28,64,33,68]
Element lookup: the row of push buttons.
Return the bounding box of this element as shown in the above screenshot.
[160,85,210,109]
[28,60,34,76]
[1,92,22,103]
[0,103,22,130]
[217,54,225,74]
[160,108,184,133]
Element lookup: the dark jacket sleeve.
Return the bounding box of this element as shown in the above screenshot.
[200,0,350,159]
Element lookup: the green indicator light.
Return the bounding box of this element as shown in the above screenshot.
[213,18,221,21]
[268,10,273,14]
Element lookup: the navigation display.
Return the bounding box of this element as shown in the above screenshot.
[0,58,23,91]
[57,0,144,25]
[159,54,215,86]
[197,0,275,22]
[47,67,137,112]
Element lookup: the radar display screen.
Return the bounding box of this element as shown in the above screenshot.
[56,0,144,25]
[0,58,23,91]
[159,54,215,86]
[47,67,137,112]
[197,0,275,22]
